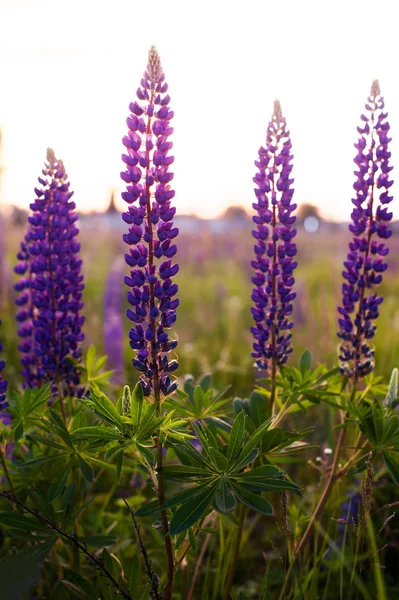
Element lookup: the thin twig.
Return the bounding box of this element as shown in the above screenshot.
[0,491,132,600]
[123,497,161,600]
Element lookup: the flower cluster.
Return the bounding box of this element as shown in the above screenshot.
[121,46,178,397]
[251,100,297,371]
[14,149,85,396]
[338,81,394,378]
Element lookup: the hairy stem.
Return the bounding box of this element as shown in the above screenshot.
[123,497,161,600]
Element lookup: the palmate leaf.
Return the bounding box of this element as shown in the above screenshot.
[157,464,213,480]
[231,418,272,471]
[382,451,399,485]
[71,427,126,442]
[213,480,236,514]
[169,483,218,536]
[226,410,246,464]
[231,484,273,515]
[136,481,214,518]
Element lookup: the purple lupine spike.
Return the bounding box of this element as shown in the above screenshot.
[104,257,125,386]
[251,100,297,373]
[14,149,85,396]
[0,320,8,415]
[121,46,178,398]
[338,81,394,379]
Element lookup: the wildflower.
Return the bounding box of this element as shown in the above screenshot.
[121,46,178,398]
[14,149,85,396]
[251,100,297,372]
[104,258,125,385]
[338,81,394,378]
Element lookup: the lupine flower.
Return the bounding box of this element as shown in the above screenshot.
[14,149,85,396]
[338,81,393,378]
[251,100,297,371]
[104,258,125,386]
[121,46,178,398]
[0,320,8,417]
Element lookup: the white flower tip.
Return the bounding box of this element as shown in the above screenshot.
[148,45,162,83]
[273,100,283,121]
[371,79,381,98]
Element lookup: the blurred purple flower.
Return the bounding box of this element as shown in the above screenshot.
[338,81,394,378]
[0,320,8,413]
[251,100,297,371]
[104,258,125,386]
[14,149,85,396]
[121,46,178,398]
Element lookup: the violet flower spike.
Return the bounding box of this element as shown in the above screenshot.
[251,100,297,376]
[14,149,85,396]
[121,46,179,397]
[338,80,394,378]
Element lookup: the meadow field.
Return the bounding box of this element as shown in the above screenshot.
[2,220,399,398]
[2,218,399,599]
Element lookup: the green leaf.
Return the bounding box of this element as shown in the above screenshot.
[115,450,124,483]
[213,480,236,514]
[48,461,72,502]
[0,541,55,600]
[199,373,212,392]
[78,454,94,483]
[226,411,245,465]
[157,465,212,480]
[170,483,218,535]
[300,350,312,375]
[232,485,273,515]
[0,512,52,533]
[72,426,125,441]
[209,448,228,471]
[70,411,87,432]
[90,392,124,429]
[86,344,97,375]
[13,421,24,443]
[382,452,399,485]
[249,390,270,427]
[384,368,399,409]
[19,453,69,469]
[231,418,271,471]
[131,382,144,428]
[237,465,281,479]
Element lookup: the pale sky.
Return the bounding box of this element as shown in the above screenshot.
[0,0,398,220]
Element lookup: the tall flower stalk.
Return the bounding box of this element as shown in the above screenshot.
[251,100,296,405]
[14,149,85,404]
[338,80,393,382]
[280,81,394,595]
[121,46,177,599]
